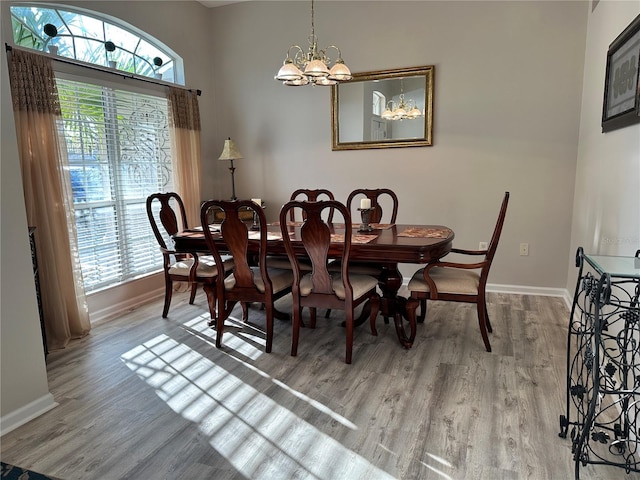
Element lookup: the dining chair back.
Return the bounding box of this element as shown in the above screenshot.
[346,188,399,224]
[289,188,336,223]
[267,188,337,272]
[146,192,230,318]
[405,192,510,352]
[279,199,380,364]
[200,199,293,353]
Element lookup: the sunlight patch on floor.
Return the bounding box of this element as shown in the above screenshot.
[181,312,266,360]
[121,334,395,479]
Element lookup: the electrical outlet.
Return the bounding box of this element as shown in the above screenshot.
[479,242,488,250]
[520,243,529,256]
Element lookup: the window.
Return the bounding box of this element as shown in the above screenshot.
[10,4,181,84]
[57,77,173,292]
[372,91,385,117]
[10,3,185,294]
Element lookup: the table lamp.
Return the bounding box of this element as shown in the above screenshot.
[218,137,243,200]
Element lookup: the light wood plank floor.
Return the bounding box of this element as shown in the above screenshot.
[1,289,632,479]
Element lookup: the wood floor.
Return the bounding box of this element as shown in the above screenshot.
[1,289,630,479]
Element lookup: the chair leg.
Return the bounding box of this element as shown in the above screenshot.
[417,299,427,323]
[310,308,317,328]
[345,311,354,365]
[369,295,381,336]
[477,296,491,352]
[215,307,225,348]
[241,302,249,321]
[189,282,198,304]
[485,304,493,333]
[324,308,332,318]
[162,277,173,318]
[291,303,301,357]
[264,303,274,353]
[203,285,217,325]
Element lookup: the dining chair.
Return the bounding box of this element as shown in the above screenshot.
[279,199,380,364]
[289,188,336,222]
[267,188,336,271]
[330,188,400,321]
[146,192,233,319]
[200,199,293,353]
[346,188,399,225]
[405,192,510,352]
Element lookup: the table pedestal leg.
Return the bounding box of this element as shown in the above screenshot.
[353,262,415,348]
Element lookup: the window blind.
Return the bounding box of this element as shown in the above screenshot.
[56,77,173,292]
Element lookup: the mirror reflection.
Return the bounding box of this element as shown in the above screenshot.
[331,66,434,150]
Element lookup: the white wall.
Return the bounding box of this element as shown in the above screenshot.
[567,0,640,293]
[0,29,56,432]
[210,1,588,290]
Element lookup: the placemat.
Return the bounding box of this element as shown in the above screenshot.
[269,221,303,227]
[353,223,394,230]
[397,227,452,238]
[248,231,283,241]
[190,224,220,232]
[330,234,378,244]
[271,221,393,230]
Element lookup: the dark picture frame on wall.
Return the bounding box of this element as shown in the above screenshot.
[602,14,640,133]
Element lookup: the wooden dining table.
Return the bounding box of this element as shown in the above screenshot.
[172,222,454,348]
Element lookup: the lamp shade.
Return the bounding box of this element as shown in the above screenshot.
[275,60,304,81]
[218,138,243,161]
[303,59,330,78]
[328,61,352,81]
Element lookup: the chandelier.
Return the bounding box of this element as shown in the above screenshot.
[274,0,352,87]
[381,92,422,121]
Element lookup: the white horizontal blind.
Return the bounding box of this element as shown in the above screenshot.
[56,77,173,292]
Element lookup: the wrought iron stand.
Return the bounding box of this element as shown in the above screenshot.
[559,247,640,479]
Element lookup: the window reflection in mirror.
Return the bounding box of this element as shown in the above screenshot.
[331,66,434,150]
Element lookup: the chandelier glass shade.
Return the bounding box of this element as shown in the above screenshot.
[381,93,423,121]
[275,0,352,87]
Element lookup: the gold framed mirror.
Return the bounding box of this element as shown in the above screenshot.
[331,65,434,150]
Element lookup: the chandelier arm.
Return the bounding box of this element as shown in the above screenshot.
[325,45,342,63]
[286,45,308,69]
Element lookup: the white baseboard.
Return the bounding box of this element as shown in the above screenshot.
[401,278,570,303]
[0,393,58,436]
[89,286,164,325]
[485,283,569,299]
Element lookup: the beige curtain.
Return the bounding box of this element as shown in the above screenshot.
[167,87,202,227]
[8,49,90,350]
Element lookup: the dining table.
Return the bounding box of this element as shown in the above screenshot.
[172,222,454,348]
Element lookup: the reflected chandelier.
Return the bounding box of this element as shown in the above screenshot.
[381,93,422,121]
[274,0,352,87]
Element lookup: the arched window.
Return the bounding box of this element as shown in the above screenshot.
[10,4,182,84]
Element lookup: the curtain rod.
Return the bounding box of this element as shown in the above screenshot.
[5,44,201,96]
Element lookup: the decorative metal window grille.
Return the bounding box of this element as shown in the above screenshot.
[10,4,180,84]
[57,78,173,292]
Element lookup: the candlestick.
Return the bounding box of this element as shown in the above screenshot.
[357,207,374,232]
[251,200,265,230]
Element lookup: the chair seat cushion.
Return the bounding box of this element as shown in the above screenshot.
[265,255,313,272]
[327,260,382,276]
[408,267,480,295]
[299,273,378,300]
[169,257,233,278]
[224,267,293,294]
